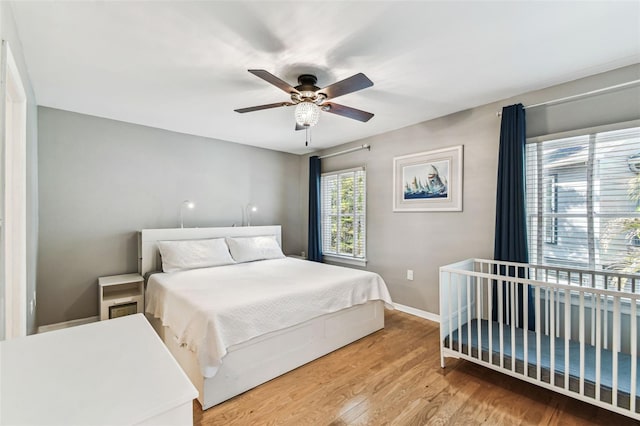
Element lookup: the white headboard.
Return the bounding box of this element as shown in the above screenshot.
[138,226,282,276]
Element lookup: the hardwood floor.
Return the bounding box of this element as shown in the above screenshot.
[193,310,637,425]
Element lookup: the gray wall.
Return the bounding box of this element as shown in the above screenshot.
[527,65,640,138]
[37,64,639,325]
[303,64,640,316]
[0,3,39,336]
[37,108,303,326]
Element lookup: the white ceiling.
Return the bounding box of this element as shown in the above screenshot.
[10,1,640,155]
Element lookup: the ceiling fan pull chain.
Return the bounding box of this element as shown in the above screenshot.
[305,127,309,147]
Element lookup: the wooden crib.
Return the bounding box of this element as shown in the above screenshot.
[440,258,640,420]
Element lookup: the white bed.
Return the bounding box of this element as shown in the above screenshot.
[139,226,393,409]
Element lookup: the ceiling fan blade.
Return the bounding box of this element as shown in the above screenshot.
[295,123,305,131]
[319,73,373,100]
[248,69,298,94]
[322,102,374,122]
[234,102,293,113]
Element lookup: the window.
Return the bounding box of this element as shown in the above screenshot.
[526,126,640,274]
[321,167,366,264]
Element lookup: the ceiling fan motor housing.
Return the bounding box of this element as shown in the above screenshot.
[296,74,319,91]
[291,74,326,105]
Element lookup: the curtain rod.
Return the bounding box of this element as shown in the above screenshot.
[319,144,370,159]
[496,79,640,116]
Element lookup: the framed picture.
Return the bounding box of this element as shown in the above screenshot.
[393,145,463,212]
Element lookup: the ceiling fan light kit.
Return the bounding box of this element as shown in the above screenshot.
[235,69,375,141]
[295,102,320,127]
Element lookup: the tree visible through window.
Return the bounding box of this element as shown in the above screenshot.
[321,168,366,260]
[526,127,640,273]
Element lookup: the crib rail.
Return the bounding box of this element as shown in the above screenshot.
[440,258,640,420]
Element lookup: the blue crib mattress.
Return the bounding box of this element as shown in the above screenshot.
[445,319,640,397]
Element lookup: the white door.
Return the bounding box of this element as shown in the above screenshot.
[1,41,27,340]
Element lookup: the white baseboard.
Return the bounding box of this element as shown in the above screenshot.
[394,303,440,323]
[38,316,99,333]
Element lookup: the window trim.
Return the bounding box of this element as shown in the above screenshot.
[320,166,367,265]
[322,253,368,267]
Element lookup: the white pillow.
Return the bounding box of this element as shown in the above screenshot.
[226,235,285,263]
[157,238,235,273]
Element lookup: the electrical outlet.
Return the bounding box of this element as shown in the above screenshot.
[407,269,414,281]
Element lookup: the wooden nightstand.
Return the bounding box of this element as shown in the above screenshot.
[98,273,144,320]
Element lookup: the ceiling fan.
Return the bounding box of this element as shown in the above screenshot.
[234,69,374,130]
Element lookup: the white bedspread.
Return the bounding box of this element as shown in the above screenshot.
[145,257,393,378]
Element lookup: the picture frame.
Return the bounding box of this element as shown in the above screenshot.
[393,145,463,212]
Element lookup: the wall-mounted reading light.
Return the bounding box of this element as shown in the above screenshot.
[246,203,257,226]
[180,200,195,228]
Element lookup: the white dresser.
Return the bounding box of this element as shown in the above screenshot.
[0,314,198,425]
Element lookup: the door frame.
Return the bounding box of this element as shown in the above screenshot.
[1,40,27,339]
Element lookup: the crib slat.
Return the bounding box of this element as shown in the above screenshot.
[556,287,561,338]
[631,297,637,413]
[511,280,516,373]
[488,277,493,366]
[613,296,620,407]
[545,287,549,336]
[581,272,594,347]
[616,298,622,356]
[457,273,463,356]
[507,275,511,324]
[499,280,504,369]
[564,287,570,391]
[477,275,482,363]
[515,269,520,328]
[467,274,472,357]
[448,272,453,352]
[550,288,555,386]
[579,291,585,396]
[523,282,529,377]
[544,268,549,336]
[591,291,596,346]
[536,286,541,381]
[595,293,602,401]
[604,295,609,351]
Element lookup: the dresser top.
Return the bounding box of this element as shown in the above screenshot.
[1,314,197,425]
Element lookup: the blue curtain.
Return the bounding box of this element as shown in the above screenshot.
[492,104,534,329]
[308,155,322,262]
